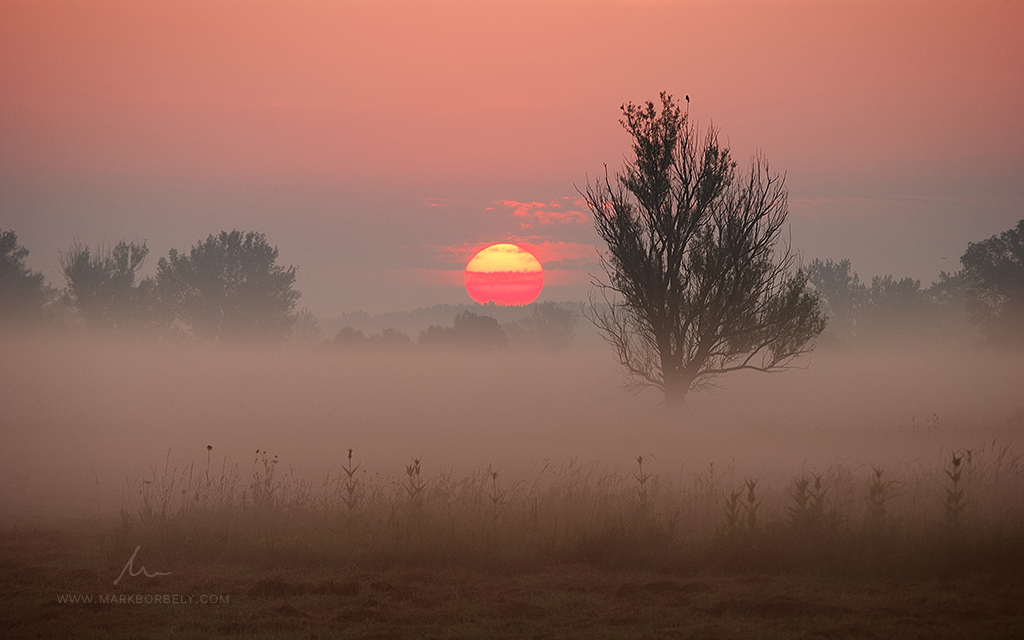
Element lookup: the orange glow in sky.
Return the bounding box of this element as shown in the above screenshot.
[4,0,1020,185]
[465,244,544,306]
[1,0,1022,314]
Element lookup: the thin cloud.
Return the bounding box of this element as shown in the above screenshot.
[428,239,599,269]
[501,199,587,229]
[428,242,495,265]
[387,268,464,286]
[542,268,594,286]
[515,240,599,267]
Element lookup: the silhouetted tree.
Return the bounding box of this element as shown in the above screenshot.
[927,270,967,308]
[0,229,50,324]
[453,310,507,347]
[368,327,412,348]
[156,231,300,341]
[419,311,508,348]
[290,308,321,343]
[418,323,455,346]
[59,239,158,330]
[961,219,1024,343]
[584,93,825,407]
[806,258,865,341]
[334,326,367,346]
[924,270,971,337]
[506,302,578,349]
[857,274,929,337]
[809,259,972,343]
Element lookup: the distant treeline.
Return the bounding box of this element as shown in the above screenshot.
[805,259,966,344]
[0,229,316,342]
[2,219,1022,346]
[0,227,580,348]
[806,219,1024,346]
[332,304,579,351]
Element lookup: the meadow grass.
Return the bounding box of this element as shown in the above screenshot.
[112,441,1024,578]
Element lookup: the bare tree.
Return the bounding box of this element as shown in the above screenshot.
[584,93,826,408]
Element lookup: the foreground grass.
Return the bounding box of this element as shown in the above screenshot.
[3,443,1024,638]
[102,443,1024,578]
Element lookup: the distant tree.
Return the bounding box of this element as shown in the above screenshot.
[867,275,922,309]
[806,258,866,341]
[809,258,975,343]
[961,219,1024,343]
[156,231,300,341]
[419,310,508,348]
[418,323,455,346]
[506,302,578,349]
[452,311,507,348]
[0,229,49,324]
[368,327,412,348]
[927,270,967,308]
[857,274,928,336]
[290,308,321,343]
[922,270,971,336]
[584,93,825,408]
[334,326,367,346]
[59,239,158,330]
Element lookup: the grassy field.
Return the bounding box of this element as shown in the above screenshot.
[4,444,1024,639]
[3,339,1024,637]
[4,540,1023,640]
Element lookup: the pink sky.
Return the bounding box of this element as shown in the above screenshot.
[2,0,1022,315]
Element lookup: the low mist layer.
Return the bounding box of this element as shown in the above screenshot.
[2,330,1021,523]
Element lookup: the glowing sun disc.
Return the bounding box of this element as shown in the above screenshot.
[464,244,544,306]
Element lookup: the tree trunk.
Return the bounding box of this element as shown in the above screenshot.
[663,374,691,414]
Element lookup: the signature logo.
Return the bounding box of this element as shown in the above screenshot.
[114,546,172,585]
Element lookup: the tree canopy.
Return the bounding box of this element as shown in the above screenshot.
[584,93,825,407]
[0,229,49,324]
[805,259,863,340]
[59,240,157,330]
[419,311,508,348]
[961,219,1024,343]
[156,230,300,341]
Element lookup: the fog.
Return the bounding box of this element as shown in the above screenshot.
[2,329,1022,523]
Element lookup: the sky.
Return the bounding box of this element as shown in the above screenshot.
[1,0,1022,316]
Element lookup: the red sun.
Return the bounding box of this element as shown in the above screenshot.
[464,244,544,306]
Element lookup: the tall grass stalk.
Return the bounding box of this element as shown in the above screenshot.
[114,443,1024,577]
